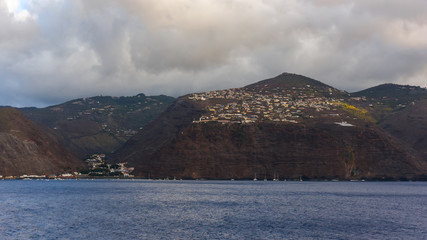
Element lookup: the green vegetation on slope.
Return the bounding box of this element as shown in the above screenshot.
[338,103,376,123]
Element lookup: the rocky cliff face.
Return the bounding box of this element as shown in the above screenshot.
[0,108,84,176]
[112,73,427,180]
[131,122,424,180]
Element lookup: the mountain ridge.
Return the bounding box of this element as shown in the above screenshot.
[1,73,426,179]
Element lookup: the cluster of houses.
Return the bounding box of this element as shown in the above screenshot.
[0,154,135,180]
[190,85,343,124]
[84,154,134,177]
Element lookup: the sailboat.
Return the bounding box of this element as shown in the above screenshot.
[253,173,258,181]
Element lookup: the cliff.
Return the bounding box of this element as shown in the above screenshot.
[129,122,424,180]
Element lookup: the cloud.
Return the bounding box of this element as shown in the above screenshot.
[0,0,426,107]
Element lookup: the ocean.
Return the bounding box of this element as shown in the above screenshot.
[0,180,426,239]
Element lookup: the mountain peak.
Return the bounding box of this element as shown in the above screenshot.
[245,72,335,91]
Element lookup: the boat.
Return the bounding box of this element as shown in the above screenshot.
[273,172,279,181]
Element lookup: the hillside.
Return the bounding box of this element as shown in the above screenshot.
[380,99,427,159]
[0,108,84,176]
[350,84,427,122]
[20,93,175,158]
[111,73,427,180]
[353,84,427,103]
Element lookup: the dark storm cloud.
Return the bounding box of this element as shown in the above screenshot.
[0,0,426,107]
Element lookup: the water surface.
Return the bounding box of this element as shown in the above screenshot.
[0,180,426,239]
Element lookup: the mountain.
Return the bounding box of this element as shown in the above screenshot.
[351,84,427,122]
[350,84,427,160]
[20,94,175,158]
[0,108,84,176]
[111,73,427,180]
[353,83,427,103]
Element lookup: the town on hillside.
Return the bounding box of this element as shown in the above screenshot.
[188,84,354,124]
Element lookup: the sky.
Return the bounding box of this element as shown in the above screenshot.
[1,0,426,107]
